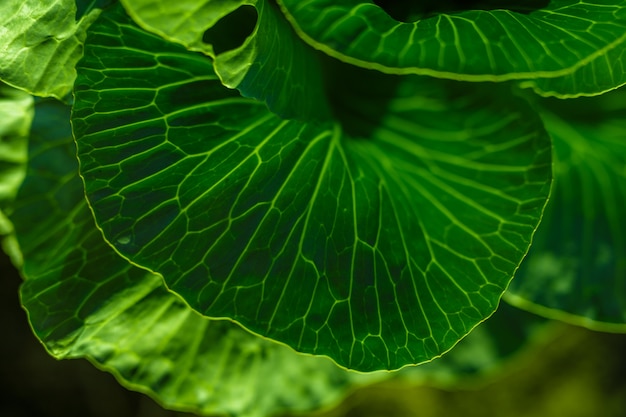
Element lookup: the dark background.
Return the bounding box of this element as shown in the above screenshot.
[2,248,626,417]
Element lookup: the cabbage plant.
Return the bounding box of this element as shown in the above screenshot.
[1,0,625,416]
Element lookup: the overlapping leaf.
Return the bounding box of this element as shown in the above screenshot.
[120,0,329,120]
[12,99,381,417]
[73,5,551,371]
[520,38,626,97]
[276,0,626,85]
[507,89,626,331]
[0,0,105,98]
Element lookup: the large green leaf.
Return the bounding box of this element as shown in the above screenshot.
[120,0,329,120]
[13,99,381,417]
[506,89,626,331]
[276,0,626,84]
[8,100,553,416]
[0,0,105,98]
[72,4,551,371]
[0,84,32,259]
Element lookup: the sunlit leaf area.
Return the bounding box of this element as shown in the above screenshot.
[1,0,625,416]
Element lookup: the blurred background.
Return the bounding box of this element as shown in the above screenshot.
[2,249,626,417]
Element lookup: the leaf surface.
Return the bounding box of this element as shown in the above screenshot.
[73,5,551,371]
[13,99,378,417]
[276,0,626,82]
[0,0,104,98]
[506,89,626,331]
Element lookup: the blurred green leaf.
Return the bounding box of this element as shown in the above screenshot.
[507,87,626,331]
[0,83,32,265]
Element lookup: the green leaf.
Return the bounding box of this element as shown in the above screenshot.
[13,99,380,417]
[0,83,32,259]
[73,5,551,371]
[9,97,547,417]
[120,0,329,120]
[506,88,626,331]
[519,37,626,97]
[0,0,103,98]
[276,0,626,82]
